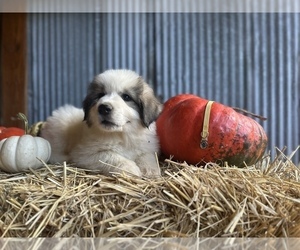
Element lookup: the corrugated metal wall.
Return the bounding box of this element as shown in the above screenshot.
[27,13,300,163]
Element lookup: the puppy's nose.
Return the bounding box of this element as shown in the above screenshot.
[99,104,113,116]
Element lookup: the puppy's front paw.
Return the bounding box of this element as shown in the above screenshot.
[141,164,161,178]
[116,160,142,177]
[136,154,161,178]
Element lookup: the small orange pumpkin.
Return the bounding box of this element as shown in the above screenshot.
[0,126,25,141]
[156,94,268,166]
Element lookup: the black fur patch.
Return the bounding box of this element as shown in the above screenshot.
[82,81,106,126]
[135,78,162,127]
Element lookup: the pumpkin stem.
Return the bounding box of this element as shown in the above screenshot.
[232,107,267,121]
[16,113,29,134]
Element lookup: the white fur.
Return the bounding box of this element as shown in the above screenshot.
[41,70,161,178]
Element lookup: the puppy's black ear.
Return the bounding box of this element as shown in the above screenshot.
[139,84,162,127]
[82,94,94,124]
[82,82,100,126]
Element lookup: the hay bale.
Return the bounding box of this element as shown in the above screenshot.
[0,149,300,237]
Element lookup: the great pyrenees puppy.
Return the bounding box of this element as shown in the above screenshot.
[40,69,162,177]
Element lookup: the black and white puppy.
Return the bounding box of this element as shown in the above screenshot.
[40,69,162,177]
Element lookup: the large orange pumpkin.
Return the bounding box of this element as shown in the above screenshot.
[156,94,268,166]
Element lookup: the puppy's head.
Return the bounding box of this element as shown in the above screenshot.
[83,69,162,131]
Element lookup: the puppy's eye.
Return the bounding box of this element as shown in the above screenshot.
[121,94,133,102]
[98,93,105,99]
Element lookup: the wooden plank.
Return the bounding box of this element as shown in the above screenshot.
[0,13,27,128]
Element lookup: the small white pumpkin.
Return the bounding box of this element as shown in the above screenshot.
[0,135,51,173]
[0,113,51,173]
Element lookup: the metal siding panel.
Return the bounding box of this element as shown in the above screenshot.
[190,13,199,95]
[27,13,300,163]
[198,14,207,98]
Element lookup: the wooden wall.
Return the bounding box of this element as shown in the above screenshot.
[0,13,27,127]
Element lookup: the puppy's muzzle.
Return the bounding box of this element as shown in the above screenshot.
[98,103,121,128]
[99,104,113,116]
